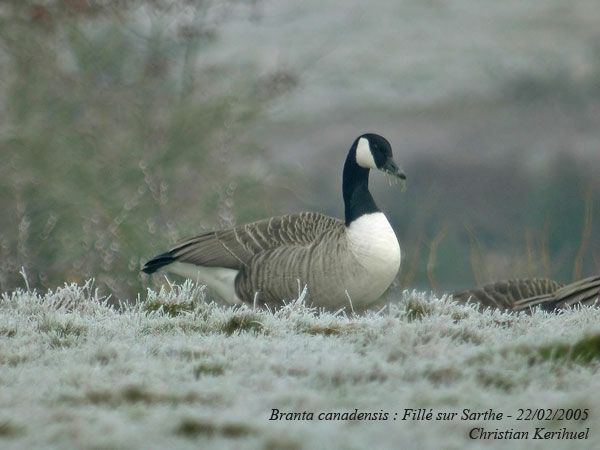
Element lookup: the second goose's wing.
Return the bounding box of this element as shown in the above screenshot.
[541,275,600,310]
[452,278,563,311]
[453,276,600,312]
[165,212,342,270]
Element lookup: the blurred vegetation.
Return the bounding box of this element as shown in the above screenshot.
[403,51,600,290]
[395,151,599,292]
[0,1,597,301]
[0,1,296,299]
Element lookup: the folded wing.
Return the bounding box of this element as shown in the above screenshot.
[143,212,342,273]
[453,275,600,312]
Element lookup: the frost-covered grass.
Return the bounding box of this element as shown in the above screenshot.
[1,281,599,450]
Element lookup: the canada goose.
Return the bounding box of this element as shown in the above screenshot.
[453,275,600,312]
[143,133,406,311]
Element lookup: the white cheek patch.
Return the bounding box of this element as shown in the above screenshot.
[355,137,377,169]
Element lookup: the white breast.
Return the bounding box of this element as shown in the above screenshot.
[345,212,401,304]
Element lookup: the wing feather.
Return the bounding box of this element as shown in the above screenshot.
[453,276,599,312]
[143,212,343,273]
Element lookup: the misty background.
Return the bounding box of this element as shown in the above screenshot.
[1,0,598,301]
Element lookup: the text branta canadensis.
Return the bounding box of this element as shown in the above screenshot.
[143,133,406,311]
[453,275,600,312]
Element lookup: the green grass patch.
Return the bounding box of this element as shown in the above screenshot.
[143,299,197,316]
[403,297,436,322]
[537,333,600,365]
[0,352,29,367]
[301,322,365,336]
[0,326,17,338]
[475,368,516,392]
[221,312,264,335]
[80,384,201,407]
[0,419,23,437]
[175,417,255,438]
[193,361,227,378]
[37,317,87,348]
[303,323,343,336]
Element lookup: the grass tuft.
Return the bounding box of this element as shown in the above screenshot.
[221,312,264,335]
[38,318,87,336]
[143,299,197,317]
[176,418,218,437]
[426,366,463,385]
[0,326,17,338]
[537,333,600,365]
[403,296,436,322]
[0,352,28,366]
[263,436,303,450]
[0,419,23,437]
[81,384,201,406]
[38,316,87,348]
[475,368,516,392]
[122,384,152,403]
[303,323,343,336]
[193,362,227,378]
[220,422,255,438]
[175,418,254,438]
[92,348,118,365]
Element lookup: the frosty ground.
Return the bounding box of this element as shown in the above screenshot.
[1,281,599,450]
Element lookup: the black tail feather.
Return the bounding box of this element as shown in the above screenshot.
[142,252,176,274]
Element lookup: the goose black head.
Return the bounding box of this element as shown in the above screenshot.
[355,133,407,187]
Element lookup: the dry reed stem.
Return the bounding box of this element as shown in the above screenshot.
[572,183,594,281]
[426,225,447,296]
[400,232,424,289]
[464,222,488,286]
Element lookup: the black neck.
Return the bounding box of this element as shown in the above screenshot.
[342,145,380,226]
